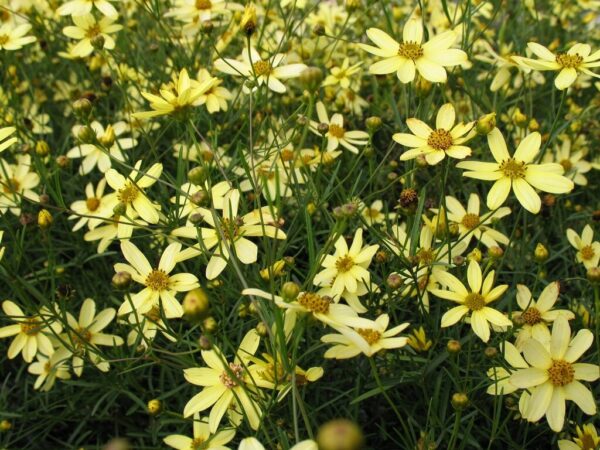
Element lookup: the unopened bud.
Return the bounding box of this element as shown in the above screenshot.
[475,113,496,135]
[317,419,364,450]
[73,98,93,118]
[447,339,461,353]
[90,34,105,50]
[112,271,132,290]
[77,125,97,143]
[587,267,600,283]
[488,246,504,259]
[38,209,53,229]
[183,288,210,319]
[317,122,329,135]
[281,281,300,300]
[240,3,257,36]
[256,322,269,337]
[36,140,50,156]
[451,392,469,410]
[198,335,212,350]
[365,116,382,133]
[202,316,218,333]
[534,243,549,262]
[188,166,208,185]
[147,399,162,415]
[113,202,127,215]
[386,273,403,289]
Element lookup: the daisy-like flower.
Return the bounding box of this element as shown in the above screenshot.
[183,329,262,432]
[309,102,369,153]
[431,260,512,342]
[0,22,36,51]
[239,437,317,450]
[313,228,379,299]
[27,348,72,392]
[62,14,122,58]
[133,69,217,119]
[360,200,396,226]
[67,121,137,174]
[114,241,200,318]
[0,154,40,216]
[173,189,286,280]
[393,103,475,165]
[69,179,118,231]
[322,314,409,359]
[214,47,307,94]
[322,58,362,89]
[105,160,163,224]
[57,0,119,17]
[59,298,123,376]
[513,282,574,350]
[486,341,530,399]
[566,225,600,269]
[193,69,233,114]
[510,317,599,432]
[456,128,574,214]
[359,19,468,83]
[545,134,592,186]
[558,424,600,450]
[443,194,511,248]
[0,126,17,153]
[513,42,600,90]
[164,413,235,450]
[0,300,62,363]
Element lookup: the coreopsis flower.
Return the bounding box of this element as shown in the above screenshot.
[164,413,235,450]
[57,0,119,17]
[0,154,40,216]
[360,200,396,226]
[60,298,123,376]
[193,69,233,113]
[67,121,137,174]
[313,228,379,298]
[513,42,600,90]
[0,126,17,153]
[443,194,511,248]
[214,47,307,94]
[393,103,475,165]
[27,348,71,392]
[0,22,36,50]
[406,326,433,352]
[558,424,600,450]
[510,317,599,431]
[62,14,122,58]
[69,179,118,231]
[238,437,317,450]
[546,135,592,186]
[322,58,362,89]
[133,69,217,119]
[456,128,574,214]
[183,330,262,432]
[566,225,600,269]
[322,314,409,359]
[486,341,529,397]
[359,19,468,83]
[309,102,369,153]
[431,260,512,342]
[105,160,163,224]
[173,189,287,280]
[114,241,200,317]
[0,300,62,363]
[513,283,574,350]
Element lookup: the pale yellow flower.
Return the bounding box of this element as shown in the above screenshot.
[27,348,71,392]
[0,154,40,216]
[69,179,118,231]
[57,0,119,17]
[566,225,600,269]
[322,58,362,89]
[0,23,36,51]
[164,413,235,450]
[62,14,122,58]
[309,102,369,153]
[558,424,600,450]
[238,437,317,450]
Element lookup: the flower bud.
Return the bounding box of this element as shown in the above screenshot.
[281,281,300,300]
[512,108,527,127]
[414,76,432,97]
[488,246,504,259]
[365,116,382,133]
[90,34,105,50]
[475,113,496,135]
[534,243,549,263]
[77,125,97,144]
[451,392,469,410]
[484,346,498,358]
[386,273,403,289]
[38,209,53,229]
[198,335,212,350]
[587,267,600,283]
[447,339,461,353]
[35,140,50,156]
[73,98,93,118]
[317,122,329,135]
[99,124,116,147]
[183,288,210,319]
[188,166,208,185]
[317,419,365,450]
[240,3,257,36]
[112,271,132,290]
[147,399,162,415]
[0,420,12,431]
[467,248,482,263]
[256,322,269,337]
[202,316,218,333]
[313,24,326,36]
[113,202,127,215]
[299,66,323,90]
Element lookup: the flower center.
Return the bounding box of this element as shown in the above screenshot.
[559,159,572,172]
[252,60,272,76]
[69,326,92,348]
[335,255,354,273]
[117,182,139,203]
[357,328,381,345]
[398,41,423,60]
[416,248,435,266]
[0,34,9,46]
[85,24,102,39]
[579,433,598,450]
[580,245,595,260]
[464,292,485,311]
[521,307,542,325]
[145,269,170,291]
[297,292,330,314]
[86,197,101,211]
[2,177,20,193]
[427,129,453,151]
[328,124,345,138]
[547,359,574,386]
[499,158,526,179]
[219,217,243,241]
[555,53,583,69]
[20,318,41,336]
[461,213,480,230]
[219,362,245,388]
[195,0,212,9]
[258,362,285,384]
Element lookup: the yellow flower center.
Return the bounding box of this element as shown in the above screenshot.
[335,255,354,273]
[578,432,598,450]
[398,41,424,60]
[69,326,92,348]
[357,328,381,345]
[219,362,244,388]
[86,197,101,212]
[580,245,595,261]
[297,292,330,314]
[464,292,485,311]
[20,318,41,336]
[44,361,52,373]
[499,158,526,179]
[547,359,574,386]
[555,53,583,69]
[191,437,207,449]
[2,177,20,193]
[195,0,212,9]
[85,24,102,39]
[257,165,276,180]
[252,60,272,76]
[117,182,139,203]
[258,362,285,384]
[219,217,243,241]
[461,213,480,230]
[521,307,542,325]
[416,248,435,266]
[0,34,9,46]
[559,159,572,172]
[427,129,453,151]
[145,269,170,291]
[328,124,345,138]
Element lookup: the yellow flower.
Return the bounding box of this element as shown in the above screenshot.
[407,326,433,352]
[84,213,146,253]
[193,69,233,114]
[393,103,475,165]
[486,341,529,396]
[62,14,122,58]
[566,225,600,269]
[0,23,36,51]
[0,127,17,153]
[114,241,199,319]
[510,317,599,432]
[27,348,71,392]
[456,128,574,214]
[57,0,119,17]
[431,260,512,342]
[513,42,600,90]
[183,329,262,431]
[309,102,369,153]
[359,20,468,83]
[558,423,600,450]
[239,437,317,450]
[163,413,235,450]
[321,58,363,89]
[69,179,118,231]
[0,154,40,216]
